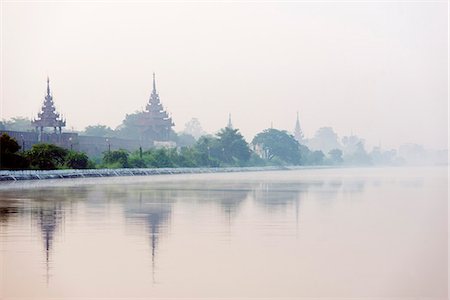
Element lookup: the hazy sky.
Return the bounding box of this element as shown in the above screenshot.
[1,1,448,150]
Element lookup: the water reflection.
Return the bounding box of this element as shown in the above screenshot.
[0,177,357,284]
[253,182,303,210]
[32,200,64,284]
[0,205,19,225]
[123,189,173,283]
[0,168,445,299]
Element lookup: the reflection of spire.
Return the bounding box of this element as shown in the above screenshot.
[150,216,158,283]
[35,202,64,285]
[295,197,300,238]
[124,191,173,284]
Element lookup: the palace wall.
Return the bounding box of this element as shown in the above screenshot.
[0,130,154,158]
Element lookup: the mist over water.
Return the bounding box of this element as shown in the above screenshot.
[0,167,447,298]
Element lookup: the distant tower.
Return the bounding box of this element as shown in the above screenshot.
[31,77,66,141]
[227,113,233,129]
[294,111,304,143]
[138,73,174,141]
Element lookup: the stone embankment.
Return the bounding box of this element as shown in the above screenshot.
[0,166,290,181]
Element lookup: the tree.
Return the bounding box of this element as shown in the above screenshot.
[328,148,343,165]
[26,144,68,170]
[149,148,175,168]
[0,134,29,169]
[82,125,114,137]
[342,135,371,165]
[216,127,251,165]
[298,144,312,165]
[176,147,200,167]
[128,150,147,168]
[1,117,34,132]
[103,149,129,168]
[183,118,207,140]
[252,129,301,165]
[65,151,91,169]
[0,133,20,154]
[309,150,325,165]
[193,135,220,167]
[176,133,196,147]
[307,127,341,153]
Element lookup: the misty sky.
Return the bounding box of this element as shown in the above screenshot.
[2,1,448,150]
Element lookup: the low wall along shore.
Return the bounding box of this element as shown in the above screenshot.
[0,166,295,181]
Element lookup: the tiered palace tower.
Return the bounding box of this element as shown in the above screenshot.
[31,77,66,140]
[137,73,174,142]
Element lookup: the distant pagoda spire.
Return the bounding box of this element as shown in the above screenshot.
[147,72,161,110]
[227,113,233,129]
[46,76,50,96]
[294,111,304,143]
[31,77,66,139]
[139,73,174,141]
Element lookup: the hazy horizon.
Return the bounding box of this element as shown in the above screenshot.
[2,2,448,150]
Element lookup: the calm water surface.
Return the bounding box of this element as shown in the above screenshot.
[0,167,447,299]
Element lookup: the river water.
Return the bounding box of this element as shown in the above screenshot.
[0,167,447,299]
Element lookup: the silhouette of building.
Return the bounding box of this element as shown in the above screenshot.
[136,73,174,142]
[2,75,181,156]
[293,111,304,144]
[31,77,66,141]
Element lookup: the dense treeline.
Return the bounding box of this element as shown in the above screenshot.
[1,127,344,170]
[0,134,94,170]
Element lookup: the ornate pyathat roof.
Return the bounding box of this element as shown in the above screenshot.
[32,77,66,129]
[142,73,174,127]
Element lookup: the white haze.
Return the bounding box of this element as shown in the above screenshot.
[1,1,448,150]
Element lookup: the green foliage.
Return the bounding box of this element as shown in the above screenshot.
[0,133,20,154]
[148,148,175,168]
[176,147,200,167]
[183,118,207,139]
[176,133,196,147]
[309,150,325,165]
[64,151,91,169]
[308,127,341,154]
[298,144,311,165]
[26,143,69,170]
[129,156,146,168]
[328,149,343,165]
[103,149,129,168]
[297,144,326,165]
[216,127,251,165]
[0,134,29,169]
[193,135,221,167]
[252,129,301,165]
[341,136,371,165]
[1,117,34,132]
[247,153,267,167]
[1,135,94,170]
[82,125,114,137]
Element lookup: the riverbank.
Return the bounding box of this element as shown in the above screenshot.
[1,166,320,181]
